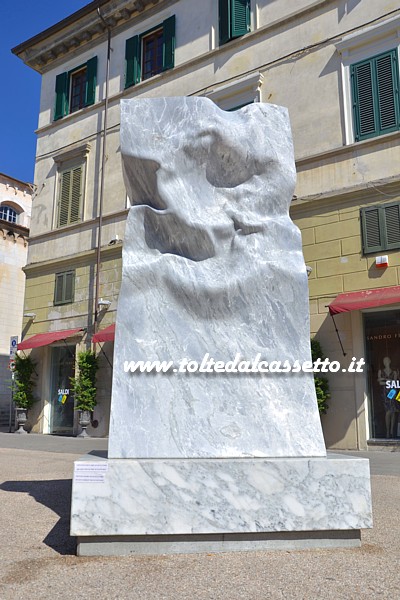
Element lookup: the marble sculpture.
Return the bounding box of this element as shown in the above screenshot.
[71,98,372,555]
[108,97,326,459]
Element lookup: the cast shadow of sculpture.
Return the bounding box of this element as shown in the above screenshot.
[0,478,75,555]
[0,451,106,555]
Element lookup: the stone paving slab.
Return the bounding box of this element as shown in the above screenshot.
[0,436,399,598]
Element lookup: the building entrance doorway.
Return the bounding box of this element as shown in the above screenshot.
[364,310,400,439]
[50,345,75,435]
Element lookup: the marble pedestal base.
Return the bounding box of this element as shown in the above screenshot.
[71,454,372,556]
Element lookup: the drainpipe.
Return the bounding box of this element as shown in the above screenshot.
[94,8,112,335]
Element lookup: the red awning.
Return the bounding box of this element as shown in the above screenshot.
[92,323,115,344]
[328,286,400,315]
[18,328,83,350]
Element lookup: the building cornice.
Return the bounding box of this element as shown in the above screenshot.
[291,175,400,211]
[12,0,173,74]
[296,129,400,167]
[27,208,129,243]
[0,172,33,189]
[53,142,92,164]
[23,241,122,275]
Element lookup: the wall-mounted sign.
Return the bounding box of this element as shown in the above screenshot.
[9,336,18,359]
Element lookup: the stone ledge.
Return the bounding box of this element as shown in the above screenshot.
[77,530,361,557]
[367,439,400,452]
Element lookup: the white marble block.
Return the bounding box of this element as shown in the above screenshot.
[71,454,372,555]
[108,97,326,459]
[72,455,372,536]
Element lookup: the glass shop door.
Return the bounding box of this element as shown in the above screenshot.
[364,310,400,439]
[50,345,76,435]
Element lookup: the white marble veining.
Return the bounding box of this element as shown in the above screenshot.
[71,455,372,536]
[108,98,326,459]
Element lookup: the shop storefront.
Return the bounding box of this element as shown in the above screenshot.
[16,325,114,437]
[328,287,400,448]
[364,310,400,440]
[17,328,84,435]
[49,345,76,435]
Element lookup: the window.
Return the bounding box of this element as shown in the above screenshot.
[125,16,175,88]
[351,49,400,141]
[56,163,84,227]
[54,57,97,120]
[219,0,250,46]
[54,271,75,305]
[69,68,87,113]
[142,29,164,80]
[0,205,17,223]
[361,202,400,254]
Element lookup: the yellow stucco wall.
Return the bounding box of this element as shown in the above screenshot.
[22,249,121,436]
[291,185,400,449]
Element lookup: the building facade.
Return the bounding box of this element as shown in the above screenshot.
[13,0,400,446]
[0,173,32,429]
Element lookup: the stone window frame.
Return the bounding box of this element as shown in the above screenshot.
[336,14,400,145]
[205,72,264,111]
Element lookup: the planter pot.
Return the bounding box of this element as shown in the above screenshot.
[15,407,28,434]
[77,410,92,438]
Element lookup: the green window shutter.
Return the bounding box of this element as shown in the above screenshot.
[54,273,64,304]
[351,50,400,141]
[125,35,140,88]
[383,203,400,250]
[57,165,83,227]
[54,271,75,305]
[231,0,250,38]
[361,207,384,253]
[64,271,75,303]
[85,56,97,106]
[351,60,376,141]
[162,15,176,71]
[54,72,69,120]
[58,170,71,227]
[375,51,399,133]
[70,166,83,223]
[219,0,231,45]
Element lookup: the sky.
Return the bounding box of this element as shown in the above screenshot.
[1,1,92,183]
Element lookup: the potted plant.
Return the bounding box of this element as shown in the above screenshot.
[13,354,37,434]
[311,338,330,415]
[70,350,99,437]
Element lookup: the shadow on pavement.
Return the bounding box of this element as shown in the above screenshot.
[88,450,108,458]
[0,479,76,555]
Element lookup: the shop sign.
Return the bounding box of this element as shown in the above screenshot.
[58,389,70,404]
[366,333,400,340]
[386,380,400,403]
